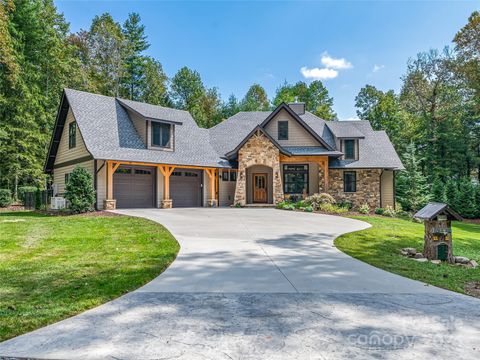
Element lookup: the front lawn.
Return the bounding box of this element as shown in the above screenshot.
[0,211,179,342]
[335,216,480,296]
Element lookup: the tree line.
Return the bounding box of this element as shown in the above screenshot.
[1,1,479,217]
[355,11,480,217]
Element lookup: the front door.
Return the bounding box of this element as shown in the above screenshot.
[253,173,268,203]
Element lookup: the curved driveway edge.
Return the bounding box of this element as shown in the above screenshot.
[0,208,479,360]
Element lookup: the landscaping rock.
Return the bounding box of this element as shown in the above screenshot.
[467,260,478,269]
[414,253,424,259]
[414,258,428,263]
[454,256,470,264]
[403,247,418,256]
[431,260,441,265]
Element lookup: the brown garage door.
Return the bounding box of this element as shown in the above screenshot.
[113,166,155,208]
[170,169,202,207]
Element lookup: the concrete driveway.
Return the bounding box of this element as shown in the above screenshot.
[1,208,479,359]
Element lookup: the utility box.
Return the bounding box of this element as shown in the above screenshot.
[414,202,462,263]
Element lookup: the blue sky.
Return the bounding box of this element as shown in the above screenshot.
[55,1,478,119]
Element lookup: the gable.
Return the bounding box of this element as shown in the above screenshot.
[263,108,323,147]
[54,107,91,166]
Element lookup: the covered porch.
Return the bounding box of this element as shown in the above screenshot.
[101,160,219,210]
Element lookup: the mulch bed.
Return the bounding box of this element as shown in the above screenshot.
[0,204,25,212]
[35,210,124,217]
[465,282,480,298]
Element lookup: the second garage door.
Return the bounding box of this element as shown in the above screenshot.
[170,169,203,207]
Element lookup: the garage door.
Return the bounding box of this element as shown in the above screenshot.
[170,169,202,207]
[113,166,155,208]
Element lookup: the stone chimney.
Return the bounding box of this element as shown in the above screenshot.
[288,101,305,115]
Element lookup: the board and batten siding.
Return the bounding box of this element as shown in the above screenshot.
[127,109,147,144]
[264,109,321,147]
[219,170,236,206]
[54,108,91,165]
[381,170,395,208]
[53,160,94,194]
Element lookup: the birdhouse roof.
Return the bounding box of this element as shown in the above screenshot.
[414,202,463,221]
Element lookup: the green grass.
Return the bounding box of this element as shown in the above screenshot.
[0,211,179,342]
[335,216,480,296]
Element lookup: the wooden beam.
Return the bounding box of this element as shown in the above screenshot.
[158,165,175,200]
[112,162,121,173]
[106,161,114,200]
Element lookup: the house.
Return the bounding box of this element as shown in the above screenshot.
[45,89,404,210]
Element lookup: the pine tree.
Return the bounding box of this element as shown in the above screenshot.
[121,13,149,100]
[430,177,445,202]
[240,84,270,111]
[444,179,461,212]
[458,178,477,218]
[395,143,430,211]
[139,57,169,106]
[475,184,480,218]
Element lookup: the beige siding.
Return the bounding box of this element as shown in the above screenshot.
[127,109,147,144]
[54,108,90,165]
[53,160,94,195]
[96,160,106,209]
[381,170,395,208]
[264,109,320,147]
[219,170,236,206]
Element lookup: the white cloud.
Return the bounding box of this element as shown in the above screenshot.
[300,66,338,80]
[321,53,353,70]
[373,64,385,72]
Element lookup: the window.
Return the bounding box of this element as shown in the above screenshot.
[278,121,288,140]
[222,171,229,181]
[151,122,171,148]
[172,171,182,176]
[184,172,198,177]
[344,139,356,160]
[229,171,237,181]
[115,168,132,174]
[68,122,76,149]
[65,173,70,184]
[283,164,309,194]
[344,171,357,192]
[135,169,151,175]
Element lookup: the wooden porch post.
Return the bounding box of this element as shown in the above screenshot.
[205,168,218,207]
[104,160,120,210]
[323,158,329,192]
[158,165,175,208]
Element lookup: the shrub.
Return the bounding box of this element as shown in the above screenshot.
[318,203,348,214]
[303,205,314,213]
[64,166,96,213]
[305,193,335,210]
[276,201,289,209]
[375,207,385,215]
[383,205,396,217]
[295,200,306,209]
[283,204,295,211]
[34,188,42,210]
[338,200,353,210]
[0,189,12,208]
[358,203,370,214]
[17,186,37,204]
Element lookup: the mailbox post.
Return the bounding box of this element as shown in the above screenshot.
[414,202,462,263]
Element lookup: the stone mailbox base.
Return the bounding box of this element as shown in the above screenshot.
[103,199,116,210]
[207,199,218,207]
[161,199,173,209]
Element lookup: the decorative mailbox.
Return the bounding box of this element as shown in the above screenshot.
[414,202,463,263]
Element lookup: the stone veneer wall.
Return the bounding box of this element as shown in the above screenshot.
[234,131,284,206]
[328,169,382,209]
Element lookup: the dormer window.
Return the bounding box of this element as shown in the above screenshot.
[278,121,288,140]
[344,139,356,160]
[151,122,171,148]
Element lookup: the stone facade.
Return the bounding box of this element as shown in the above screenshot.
[103,199,116,210]
[161,199,173,209]
[234,131,284,206]
[328,169,382,209]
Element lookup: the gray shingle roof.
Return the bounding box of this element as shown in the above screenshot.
[65,89,230,168]
[55,89,403,171]
[414,202,462,221]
